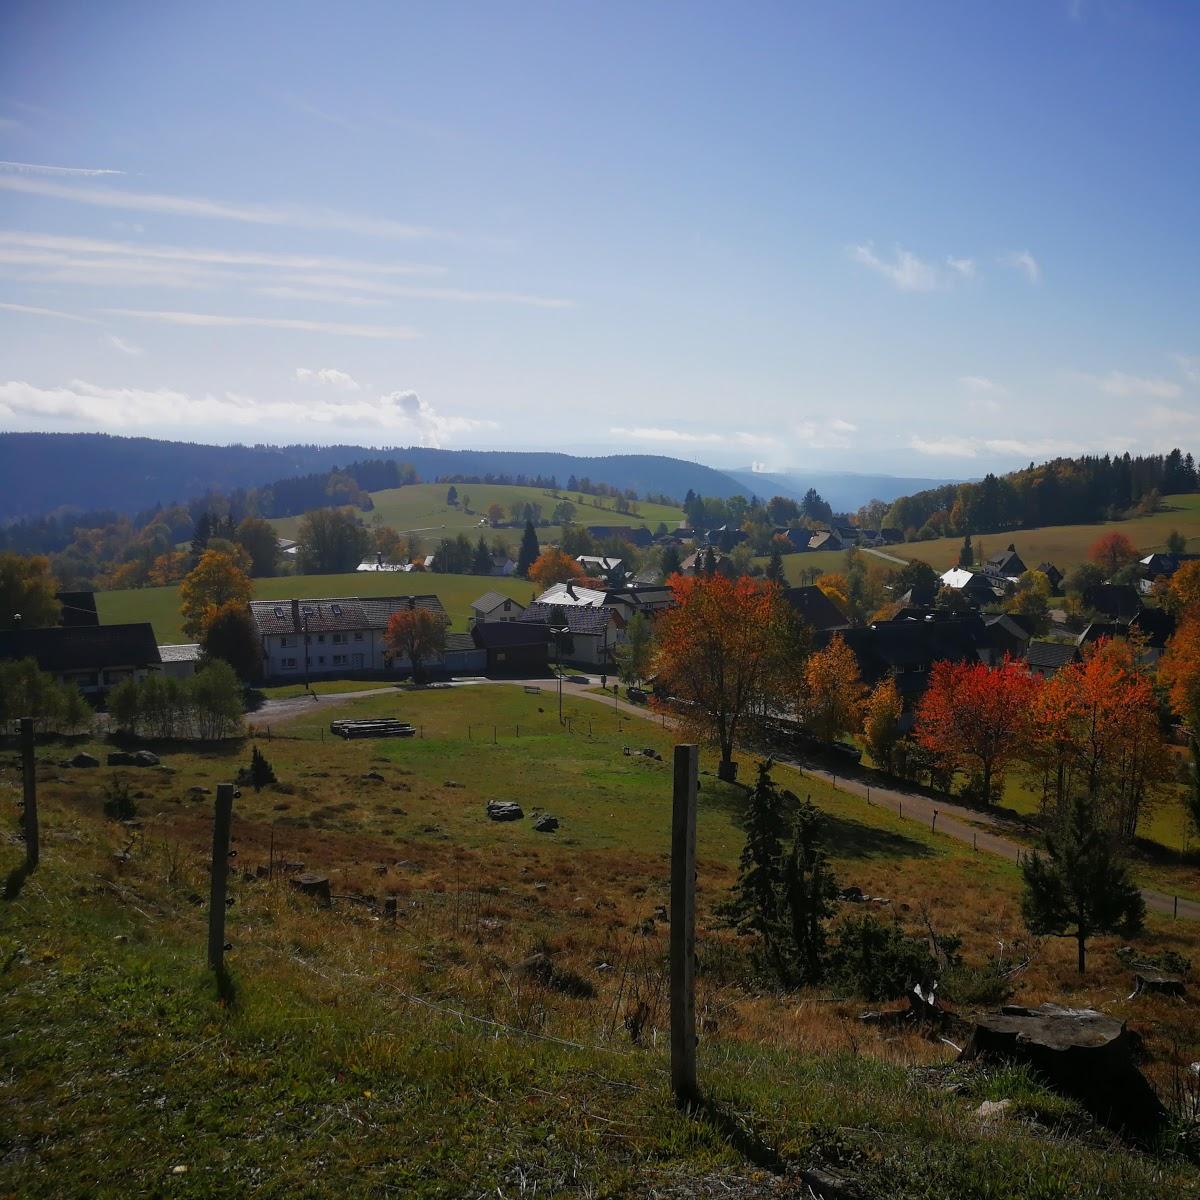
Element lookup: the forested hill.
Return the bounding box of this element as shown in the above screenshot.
[882,449,1199,538]
[0,433,750,520]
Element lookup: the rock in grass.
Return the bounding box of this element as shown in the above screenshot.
[532,813,559,833]
[68,752,100,768]
[290,872,332,908]
[486,801,524,822]
[107,752,137,766]
[132,750,160,767]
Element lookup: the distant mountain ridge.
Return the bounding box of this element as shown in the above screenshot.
[722,467,965,512]
[0,432,752,521]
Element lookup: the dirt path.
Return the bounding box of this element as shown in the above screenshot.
[862,546,909,566]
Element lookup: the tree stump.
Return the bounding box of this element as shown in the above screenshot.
[960,1003,1167,1141]
[290,872,331,908]
[1130,970,1186,999]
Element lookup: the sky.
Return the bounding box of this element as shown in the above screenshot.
[1,0,1198,478]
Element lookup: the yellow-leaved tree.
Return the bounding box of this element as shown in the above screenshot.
[180,550,253,641]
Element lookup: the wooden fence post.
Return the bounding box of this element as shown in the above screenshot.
[207,783,235,971]
[20,717,38,870]
[931,810,938,834]
[670,743,699,1108]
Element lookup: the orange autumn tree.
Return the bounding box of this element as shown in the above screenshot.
[1028,637,1171,839]
[179,550,253,641]
[801,634,865,743]
[384,607,447,683]
[1159,615,1200,835]
[915,656,1040,805]
[653,574,801,782]
[528,547,587,591]
[1166,559,1200,616]
[1087,531,1138,576]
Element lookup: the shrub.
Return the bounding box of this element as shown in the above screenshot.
[827,914,944,1001]
[102,776,137,821]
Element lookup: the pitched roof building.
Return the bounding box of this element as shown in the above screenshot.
[0,622,161,695]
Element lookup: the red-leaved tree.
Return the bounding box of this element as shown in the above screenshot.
[915,656,1040,805]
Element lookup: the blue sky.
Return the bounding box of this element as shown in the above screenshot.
[1,0,1197,476]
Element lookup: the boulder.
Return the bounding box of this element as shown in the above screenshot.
[532,813,559,833]
[68,752,100,768]
[960,1003,1168,1141]
[289,872,332,908]
[187,786,209,796]
[107,752,137,766]
[486,801,524,822]
[132,750,160,767]
[975,1099,1012,1121]
[1129,970,1187,999]
[361,771,385,782]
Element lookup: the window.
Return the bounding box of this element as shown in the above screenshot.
[332,633,346,644]
[331,603,342,616]
[332,654,347,666]
[273,606,285,618]
[317,634,326,644]
[353,632,364,642]
[317,656,326,665]
[282,657,297,670]
[279,636,291,647]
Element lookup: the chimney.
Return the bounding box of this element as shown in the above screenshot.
[290,598,300,630]
[566,583,576,599]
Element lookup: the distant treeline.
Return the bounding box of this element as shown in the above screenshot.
[434,470,674,507]
[883,449,1198,539]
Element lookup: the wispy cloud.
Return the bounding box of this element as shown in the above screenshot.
[960,375,1006,394]
[0,117,21,131]
[909,433,1093,459]
[946,256,976,279]
[274,272,574,308]
[1003,249,1041,284]
[296,366,360,391]
[0,378,494,446]
[105,308,420,340]
[609,426,779,448]
[106,334,143,356]
[794,417,857,449]
[1083,370,1183,399]
[0,175,451,240]
[254,285,380,306]
[0,231,446,276]
[1172,353,1200,385]
[0,160,125,177]
[851,243,941,291]
[0,300,99,323]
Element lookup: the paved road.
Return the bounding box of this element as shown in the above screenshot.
[259,675,1199,921]
[862,546,909,566]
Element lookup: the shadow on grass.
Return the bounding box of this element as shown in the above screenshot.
[689,1095,787,1175]
[3,856,36,900]
[699,777,933,861]
[214,962,237,1007]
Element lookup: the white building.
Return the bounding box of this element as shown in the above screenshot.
[248,595,450,680]
[470,591,526,624]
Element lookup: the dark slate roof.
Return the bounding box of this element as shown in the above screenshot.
[606,584,675,609]
[471,591,513,613]
[472,622,550,649]
[1036,562,1063,583]
[1081,584,1140,621]
[443,632,479,653]
[841,617,986,684]
[0,623,161,672]
[987,546,1026,574]
[248,595,446,636]
[158,643,201,662]
[1026,640,1079,670]
[520,602,616,636]
[1077,620,1123,646]
[55,591,99,627]
[782,586,850,632]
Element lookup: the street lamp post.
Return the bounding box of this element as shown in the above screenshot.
[303,610,311,692]
[551,623,569,724]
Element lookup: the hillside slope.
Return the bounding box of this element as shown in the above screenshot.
[0,433,748,520]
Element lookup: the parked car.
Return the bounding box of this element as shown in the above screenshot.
[626,686,648,704]
[828,741,862,764]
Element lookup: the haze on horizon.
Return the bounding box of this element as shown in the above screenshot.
[0,0,1198,479]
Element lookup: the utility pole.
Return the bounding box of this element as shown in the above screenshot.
[207,784,235,972]
[20,717,38,869]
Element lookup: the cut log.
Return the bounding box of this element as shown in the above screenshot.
[960,1003,1167,1141]
[289,872,331,908]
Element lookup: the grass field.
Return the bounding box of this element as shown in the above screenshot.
[3,683,1197,1197]
[885,493,1200,574]
[97,570,538,644]
[271,482,683,548]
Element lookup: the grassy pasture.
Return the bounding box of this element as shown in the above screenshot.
[885,493,1200,573]
[2,683,1198,1197]
[97,570,538,644]
[270,482,683,546]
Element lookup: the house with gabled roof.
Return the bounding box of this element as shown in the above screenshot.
[1026,640,1080,678]
[985,544,1027,580]
[1036,562,1064,592]
[0,623,161,697]
[781,586,850,637]
[470,591,526,624]
[248,595,449,680]
[807,529,844,552]
[938,568,1000,604]
[520,601,624,669]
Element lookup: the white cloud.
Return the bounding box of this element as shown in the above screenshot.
[0,230,445,277]
[1004,249,1041,284]
[909,433,1101,460]
[0,378,494,446]
[296,367,360,391]
[909,435,978,457]
[104,308,420,340]
[793,418,857,449]
[1089,371,1182,399]
[277,273,574,308]
[106,334,143,356]
[608,426,779,448]
[0,300,99,323]
[750,461,770,473]
[0,176,451,240]
[1141,405,1200,433]
[0,117,20,131]
[851,243,941,291]
[946,256,976,279]
[1171,354,1200,385]
[254,286,380,306]
[0,160,124,177]
[960,375,1005,394]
